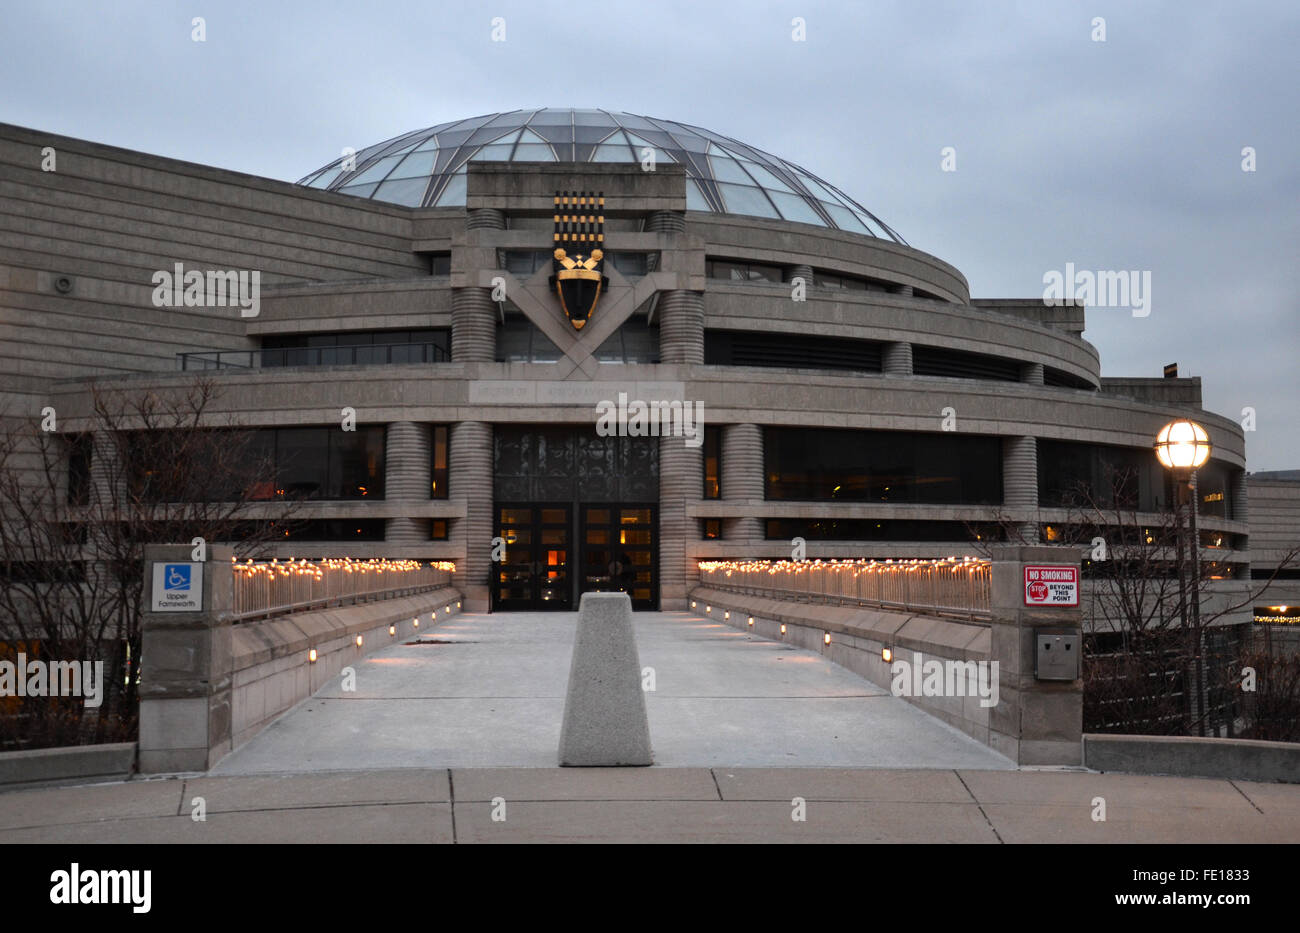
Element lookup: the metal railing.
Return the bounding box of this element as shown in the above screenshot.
[179,342,450,371]
[230,557,456,622]
[697,557,991,620]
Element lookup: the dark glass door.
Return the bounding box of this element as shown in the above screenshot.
[494,505,572,611]
[580,504,658,610]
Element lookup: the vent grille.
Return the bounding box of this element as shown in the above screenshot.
[705,330,882,373]
[912,346,1020,381]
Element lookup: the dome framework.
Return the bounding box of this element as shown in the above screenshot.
[298,108,906,242]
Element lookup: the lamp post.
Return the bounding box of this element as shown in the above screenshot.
[1154,419,1212,736]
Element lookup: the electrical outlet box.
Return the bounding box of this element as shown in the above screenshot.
[1035,632,1079,681]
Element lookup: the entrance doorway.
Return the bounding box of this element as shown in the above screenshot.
[494,505,572,611]
[492,502,658,611]
[492,426,660,611]
[580,505,657,610]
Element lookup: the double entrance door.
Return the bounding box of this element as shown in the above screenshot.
[493,503,657,611]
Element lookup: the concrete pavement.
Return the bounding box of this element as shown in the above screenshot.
[1,768,1297,843]
[211,610,1012,773]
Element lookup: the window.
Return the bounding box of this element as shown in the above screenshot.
[277,426,385,500]
[430,253,451,275]
[608,252,657,277]
[431,425,449,499]
[66,434,92,506]
[764,427,1002,504]
[431,519,448,540]
[765,519,1003,542]
[1038,441,1169,512]
[704,426,721,499]
[500,249,554,276]
[496,313,562,363]
[595,317,660,363]
[702,519,722,539]
[705,259,783,283]
[261,330,449,366]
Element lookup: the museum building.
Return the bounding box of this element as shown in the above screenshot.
[0,109,1254,616]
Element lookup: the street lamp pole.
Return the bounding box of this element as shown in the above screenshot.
[1154,419,1212,738]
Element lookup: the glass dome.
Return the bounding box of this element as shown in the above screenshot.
[298,108,905,243]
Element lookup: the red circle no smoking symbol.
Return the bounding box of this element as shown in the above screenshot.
[1028,581,1049,601]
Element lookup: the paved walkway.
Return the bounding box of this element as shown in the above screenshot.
[4,610,1295,843]
[2,768,1297,842]
[211,610,1012,773]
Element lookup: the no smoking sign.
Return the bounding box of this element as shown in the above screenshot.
[1023,565,1079,607]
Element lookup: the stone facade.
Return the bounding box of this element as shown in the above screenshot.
[0,120,1261,615]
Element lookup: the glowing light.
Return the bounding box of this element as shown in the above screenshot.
[389,625,396,636]
[355,635,363,647]
[308,648,317,663]
[780,624,786,635]
[1154,419,1212,470]
[882,647,893,663]
[824,633,831,645]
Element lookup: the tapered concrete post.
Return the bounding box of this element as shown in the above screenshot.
[138,544,234,772]
[558,592,653,766]
[987,545,1083,765]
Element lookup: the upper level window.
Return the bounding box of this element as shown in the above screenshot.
[430,253,451,275]
[261,330,449,367]
[595,317,659,364]
[500,249,553,277]
[496,312,561,363]
[705,259,783,284]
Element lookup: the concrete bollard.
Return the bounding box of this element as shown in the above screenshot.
[558,592,653,767]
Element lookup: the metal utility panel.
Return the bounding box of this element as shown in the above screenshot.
[1035,633,1079,681]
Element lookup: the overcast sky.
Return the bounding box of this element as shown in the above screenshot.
[3,1,1296,468]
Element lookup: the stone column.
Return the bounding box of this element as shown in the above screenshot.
[466,208,506,230]
[659,434,703,610]
[895,284,914,297]
[646,210,685,234]
[988,545,1083,765]
[721,423,763,544]
[138,544,233,772]
[1021,362,1045,385]
[450,420,493,610]
[882,341,913,376]
[789,263,814,291]
[658,290,704,365]
[384,421,431,544]
[451,288,496,362]
[1003,435,1038,544]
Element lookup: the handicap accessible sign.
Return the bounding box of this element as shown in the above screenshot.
[151,561,203,612]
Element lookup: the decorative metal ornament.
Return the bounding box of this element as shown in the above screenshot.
[550,191,608,330]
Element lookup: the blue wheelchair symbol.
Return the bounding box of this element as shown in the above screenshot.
[164,564,192,591]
